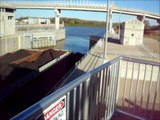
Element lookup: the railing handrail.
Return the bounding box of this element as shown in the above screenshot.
[11,56,121,120]
[122,56,160,66]
[59,39,103,83]
[11,56,160,119]
[1,1,107,5]
[44,38,103,95]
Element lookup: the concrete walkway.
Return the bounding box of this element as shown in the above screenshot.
[62,37,160,86]
[63,40,104,84]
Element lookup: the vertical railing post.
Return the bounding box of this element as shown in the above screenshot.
[104,66,109,119]
[73,87,77,120]
[115,59,122,106]
[110,63,116,116]
[134,63,141,114]
[150,67,160,120]
[145,65,153,118]
[139,65,147,115]
[78,83,82,120]
[83,78,90,119]
[66,92,70,119]
[122,61,129,110]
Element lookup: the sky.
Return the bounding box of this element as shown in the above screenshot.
[15,0,160,25]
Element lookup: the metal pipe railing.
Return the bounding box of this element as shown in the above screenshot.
[53,39,103,90]
[11,56,160,120]
[118,57,160,120]
[11,56,121,120]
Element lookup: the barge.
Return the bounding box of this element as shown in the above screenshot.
[0,49,83,119]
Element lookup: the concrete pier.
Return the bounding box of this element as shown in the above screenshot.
[0,35,31,56]
[55,29,65,41]
[55,9,61,30]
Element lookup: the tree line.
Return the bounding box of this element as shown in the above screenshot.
[17,17,152,29]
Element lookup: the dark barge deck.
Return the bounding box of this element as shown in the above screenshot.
[0,49,83,119]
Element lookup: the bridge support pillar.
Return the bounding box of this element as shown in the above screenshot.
[137,14,145,22]
[55,9,61,30]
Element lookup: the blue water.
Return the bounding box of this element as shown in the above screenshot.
[64,26,105,54]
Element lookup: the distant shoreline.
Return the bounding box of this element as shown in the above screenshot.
[59,18,119,27]
[65,24,105,27]
[17,17,119,28]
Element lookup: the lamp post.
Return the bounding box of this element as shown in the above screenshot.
[103,0,110,60]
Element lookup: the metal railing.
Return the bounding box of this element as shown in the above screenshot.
[117,57,160,120]
[11,56,121,120]
[44,39,103,95]
[75,38,103,66]
[11,56,160,120]
[2,0,107,6]
[53,39,103,90]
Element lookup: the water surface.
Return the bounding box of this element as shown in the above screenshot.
[55,26,105,53]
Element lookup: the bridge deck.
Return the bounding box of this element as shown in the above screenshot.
[1,2,160,20]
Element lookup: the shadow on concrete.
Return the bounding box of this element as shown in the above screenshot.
[90,35,121,49]
[108,37,121,44]
[112,98,160,120]
[60,68,86,87]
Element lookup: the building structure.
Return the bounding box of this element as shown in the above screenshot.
[21,17,51,25]
[120,19,144,45]
[0,5,16,36]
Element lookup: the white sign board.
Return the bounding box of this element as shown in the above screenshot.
[36,96,66,120]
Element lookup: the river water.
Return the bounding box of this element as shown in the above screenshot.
[55,26,105,54]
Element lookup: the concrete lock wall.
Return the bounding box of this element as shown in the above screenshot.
[0,36,31,56]
[0,37,6,55]
[31,32,56,48]
[0,36,18,55]
[32,36,56,48]
[0,30,65,56]
[20,36,32,49]
[55,29,65,41]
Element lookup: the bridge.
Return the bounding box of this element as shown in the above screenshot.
[1,0,160,31]
[0,1,160,119]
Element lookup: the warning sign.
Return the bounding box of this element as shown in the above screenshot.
[36,96,66,120]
